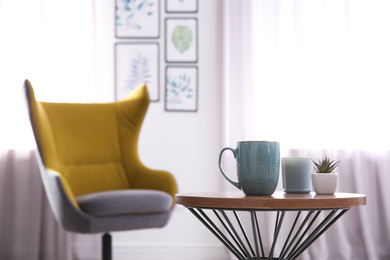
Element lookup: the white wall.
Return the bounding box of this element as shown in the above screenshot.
[94,1,227,259]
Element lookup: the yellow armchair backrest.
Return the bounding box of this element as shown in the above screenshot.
[26,80,155,207]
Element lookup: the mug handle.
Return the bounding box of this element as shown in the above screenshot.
[218,147,240,190]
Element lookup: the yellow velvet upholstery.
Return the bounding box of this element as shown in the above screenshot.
[26,80,177,209]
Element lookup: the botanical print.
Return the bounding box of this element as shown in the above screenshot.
[165,66,197,111]
[116,43,159,101]
[166,0,197,13]
[166,18,197,62]
[116,0,159,38]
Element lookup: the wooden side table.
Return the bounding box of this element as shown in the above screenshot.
[176,191,366,260]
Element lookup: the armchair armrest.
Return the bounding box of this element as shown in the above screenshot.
[133,165,178,204]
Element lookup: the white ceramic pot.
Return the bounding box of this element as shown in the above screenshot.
[311,173,338,195]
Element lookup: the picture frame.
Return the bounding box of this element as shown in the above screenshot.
[165,18,198,63]
[115,43,159,101]
[115,0,160,38]
[165,66,198,112]
[166,0,198,13]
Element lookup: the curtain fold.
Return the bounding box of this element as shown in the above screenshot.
[222,0,257,145]
[0,149,101,260]
[222,0,390,259]
[0,150,71,260]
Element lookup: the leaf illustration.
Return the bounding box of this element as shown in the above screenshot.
[138,2,145,10]
[171,25,193,53]
[166,72,194,105]
[116,0,154,31]
[124,53,151,92]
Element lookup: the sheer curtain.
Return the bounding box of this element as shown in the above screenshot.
[253,0,390,151]
[223,1,390,259]
[0,1,101,259]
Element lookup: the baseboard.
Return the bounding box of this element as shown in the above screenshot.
[112,243,229,260]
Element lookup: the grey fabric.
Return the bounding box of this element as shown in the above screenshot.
[89,209,173,233]
[39,151,174,234]
[76,190,173,217]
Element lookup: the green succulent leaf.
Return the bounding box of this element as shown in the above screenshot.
[313,157,340,173]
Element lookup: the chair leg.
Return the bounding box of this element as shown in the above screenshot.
[102,233,112,260]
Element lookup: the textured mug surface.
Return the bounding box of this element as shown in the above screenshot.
[218,141,280,196]
[282,157,313,193]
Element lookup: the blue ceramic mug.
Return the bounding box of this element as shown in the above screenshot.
[218,141,280,196]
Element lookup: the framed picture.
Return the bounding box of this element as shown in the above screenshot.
[166,0,198,13]
[165,18,198,63]
[115,0,160,38]
[165,66,198,112]
[115,43,159,101]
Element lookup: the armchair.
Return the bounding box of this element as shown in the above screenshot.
[24,80,177,260]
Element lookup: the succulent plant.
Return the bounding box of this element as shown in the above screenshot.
[313,157,340,173]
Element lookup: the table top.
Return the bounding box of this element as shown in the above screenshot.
[175,191,366,210]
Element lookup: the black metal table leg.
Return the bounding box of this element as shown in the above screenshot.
[186,207,350,260]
